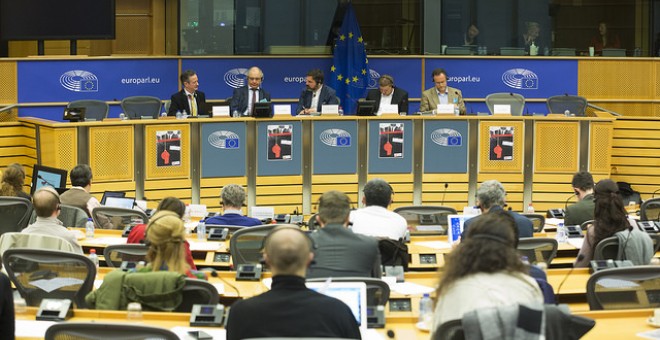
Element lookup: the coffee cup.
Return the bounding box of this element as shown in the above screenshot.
[589,46,595,57]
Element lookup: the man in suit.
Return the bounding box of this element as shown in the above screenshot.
[308,190,381,278]
[365,74,409,115]
[167,69,207,116]
[230,66,271,116]
[564,171,595,226]
[295,69,339,115]
[419,68,466,115]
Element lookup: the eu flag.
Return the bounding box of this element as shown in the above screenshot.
[329,3,368,115]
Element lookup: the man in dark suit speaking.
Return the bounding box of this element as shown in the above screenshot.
[365,74,409,115]
[167,69,206,116]
[230,66,271,116]
[295,69,339,115]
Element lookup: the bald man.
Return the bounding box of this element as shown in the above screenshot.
[230,66,271,116]
[226,226,360,340]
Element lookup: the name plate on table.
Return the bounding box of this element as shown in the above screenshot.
[273,104,292,116]
[380,104,399,115]
[436,104,454,114]
[213,106,230,117]
[493,104,512,115]
[322,104,339,115]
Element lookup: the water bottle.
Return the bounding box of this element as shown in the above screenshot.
[160,111,167,118]
[232,110,240,118]
[197,219,206,240]
[175,110,182,119]
[453,98,459,116]
[527,203,535,213]
[338,106,344,115]
[556,222,568,243]
[119,113,126,120]
[88,249,99,273]
[564,109,571,116]
[419,293,433,328]
[85,218,94,239]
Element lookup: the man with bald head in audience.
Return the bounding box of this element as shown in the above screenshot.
[226,226,360,339]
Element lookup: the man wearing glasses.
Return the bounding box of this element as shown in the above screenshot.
[230,66,271,117]
[419,68,466,115]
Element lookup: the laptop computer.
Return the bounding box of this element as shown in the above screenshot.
[306,281,368,331]
[101,191,126,205]
[104,196,135,209]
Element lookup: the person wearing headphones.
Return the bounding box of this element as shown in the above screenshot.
[168,69,207,116]
[295,68,339,115]
[22,187,83,254]
[419,68,466,115]
[226,225,360,340]
[230,66,271,117]
[364,75,409,115]
[565,171,595,226]
[350,178,407,240]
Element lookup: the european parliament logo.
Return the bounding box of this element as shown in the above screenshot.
[224,68,249,89]
[368,69,381,89]
[208,130,240,149]
[319,128,351,147]
[502,68,538,90]
[431,128,462,147]
[60,70,99,92]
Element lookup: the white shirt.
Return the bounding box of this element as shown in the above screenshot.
[436,88,449,105]
[376,90,394,115]
[349,206,408,240]
[22,216,84,254]
[310,85,323,111]
[244,88,259,115]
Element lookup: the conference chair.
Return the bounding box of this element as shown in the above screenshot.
[29,204,88,228]
[433,319,464,340]
[0,232,77,256]
[230,224,295,266]
[306,277,390,308]
[581,219,594,231]
[163,99,171,114]
[45,323,178,340]
[378,238,409,270]
[174,278,220,313]
[0,197,33,234]
[3,248,96,308]
[641,198,660,221]
[546,94,588,116]
[595,234,660,262]
[521,213,546,233]
[393,206,457,234]
[485,92,525,116]
[120,96,162,119]
[517,237,558,266]
[67,99,109,121]
[307,213,321,231]
[103,243,149,267]
[586,266,660,310]
[91,206,149,230]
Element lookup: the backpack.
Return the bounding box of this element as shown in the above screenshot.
[378,238,409,270]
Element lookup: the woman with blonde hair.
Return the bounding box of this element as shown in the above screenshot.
[0,163,30,199]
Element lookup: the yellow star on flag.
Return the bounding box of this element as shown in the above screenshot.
[361,69,367,75]
[352,76,358,82]
[340,34,346,41]
[331,65,336,72]
[358,36,363,43]
[345,78,350,85]
[337,74,343,81]
[349,32,354,39]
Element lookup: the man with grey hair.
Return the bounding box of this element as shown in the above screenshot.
[308,190,381,278]
[462,180,533,239]
[205,184,261,226]
[230,66,271,116]
[350,178,407,240]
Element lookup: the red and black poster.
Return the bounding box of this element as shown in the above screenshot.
[156,130,181,166]
[267,124,293,161]
[379,123,404,158]
[489,126,514,160]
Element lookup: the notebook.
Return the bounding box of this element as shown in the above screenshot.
[306,281,368,331]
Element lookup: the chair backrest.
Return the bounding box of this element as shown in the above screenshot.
[229,224,289,266]
[29,204,89,229]
[103,243,149,267]
[120,96,162,119]
[67,99,109,121]
[521,213,546,232]
[91,207,149,230]
[307,213,321,231]
[433,319,464,340]
[641,198,660,221]
[0,232,77,256]
[586,265,660,310]
[485,92,525,116]
[393,205,458,232]
[581,219,594,231]
[594,236,620,261]
[0,197,33,234]
[2,248,95,308]
[306,277,390,307]
[546,95,588,116]
[174,278,220,312]
[378,238,409,270]
[517,237,558,265]
[45,322,178,340]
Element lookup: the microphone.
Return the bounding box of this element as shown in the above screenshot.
[440,183,449,206]
[37,175,56,187]
[556,254,584,304]
[564,193,576,209]
[652,189,660,198]
[200,267,240,296]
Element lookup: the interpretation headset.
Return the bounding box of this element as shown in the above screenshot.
[380,75,395,87]
[143,210,182,247]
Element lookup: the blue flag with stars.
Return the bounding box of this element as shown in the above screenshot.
[330,2,368,115]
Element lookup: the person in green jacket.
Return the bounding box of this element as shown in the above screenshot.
[565,171,595,227]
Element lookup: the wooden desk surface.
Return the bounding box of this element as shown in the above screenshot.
[575,308,658,339]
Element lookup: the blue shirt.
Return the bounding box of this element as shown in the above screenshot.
[205,213,262,227]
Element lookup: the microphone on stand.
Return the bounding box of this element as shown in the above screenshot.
[556,254,584,304]
[37,175,56,187]
[440,183,449,206]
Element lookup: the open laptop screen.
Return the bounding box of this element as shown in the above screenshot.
[104,196,135,209]
[101,191,126,205]
[306,281,367,330]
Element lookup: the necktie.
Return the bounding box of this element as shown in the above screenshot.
[251,89,257,115]
[188,94,197,116]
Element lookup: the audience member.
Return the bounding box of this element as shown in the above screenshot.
[144,210,206,279]
[167,69,207,116]
[520,21,542,53]
[431,213,543,333]
[226,226,360,339]
[0,272,14,340]
[127,197,196,269]
[0,163,30,200]
[419,68,466,115]
[295,69,339,115]
[230,67,271,116]
[565,171,595,226]
[590,21,621,54]
[350,178,407,240]
[462,180,534,239]
[574,179,653,267]
[59,164,112,229]
[205,184,261,227]
[463,23,479,46]
[307,190,381,278]
[364,75,409,115]
[22,187,83,254]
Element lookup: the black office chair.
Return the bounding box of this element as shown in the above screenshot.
[581,219,594,231]
[586,266,660,310]
[594,236,623,261]
[91,206,149,230]
[2,248,96,308]
[517,237,558,265]
[103,244,149,267]
[307,213,321,231]
[641,198,660,221]
[546,95,588,116]
[175,278,220,312]
[120,96,162,119]
[230,224,295,266]
[45,323,178,340]
[67,99,109,121]
[433,319,464,340]
[378,238,409,270]
[0,197,33,234]
[393,206,457,234]
[306,277,390,307]
[521,213,546,233]
[29,204,88,228]
[485,92,525,116]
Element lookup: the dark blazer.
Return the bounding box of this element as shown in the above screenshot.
[564,194,595,226]
[230,86,271,115]
[462,205,534,239]
[307,223,381,278]
[167,90,206,116]
[365,87,409,114]
[295,85,339,115]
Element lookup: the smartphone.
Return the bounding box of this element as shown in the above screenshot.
[188,330,213,340]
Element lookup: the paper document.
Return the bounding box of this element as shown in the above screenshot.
[15,320,56,338]
[85,237,127,246]
[212,283,225,295]
[188,241,224,252]
[545,218,564,226]
[251,206,274,220]
[390,282,435,296]
[637,329,660,339]
[30,278,84,293]
[414,241,451,250]
[171,326,226,339]
[566,238,584,249]
[597,278,640,289]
